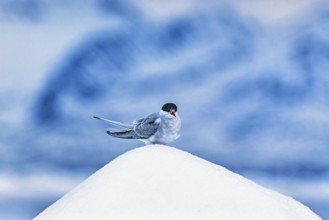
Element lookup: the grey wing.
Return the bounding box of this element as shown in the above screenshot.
[107,129,141,139]
[133,118,144,125]
[134,113,160,138]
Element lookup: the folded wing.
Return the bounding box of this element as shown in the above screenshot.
[134,113,160,138]
[94,113,160,140]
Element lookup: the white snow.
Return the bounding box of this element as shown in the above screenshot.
[34,145,320,220]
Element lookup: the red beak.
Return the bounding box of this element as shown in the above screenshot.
[170,112,176,117]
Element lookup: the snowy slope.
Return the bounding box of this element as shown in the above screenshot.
[34,145,320,220]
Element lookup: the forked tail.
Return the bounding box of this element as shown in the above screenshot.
[93,116,134,129]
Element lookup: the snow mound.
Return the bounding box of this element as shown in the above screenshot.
[34,145,321,220]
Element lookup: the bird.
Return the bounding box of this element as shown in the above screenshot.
[94,103,181,145]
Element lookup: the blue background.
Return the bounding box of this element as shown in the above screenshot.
[0,0,328,219]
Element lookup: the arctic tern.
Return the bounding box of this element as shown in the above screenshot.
[94,103,181,145]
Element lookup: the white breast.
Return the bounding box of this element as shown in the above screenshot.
[147,113,181,145]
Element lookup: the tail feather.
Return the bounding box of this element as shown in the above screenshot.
[106,129,143,139]
[93,116,133,129]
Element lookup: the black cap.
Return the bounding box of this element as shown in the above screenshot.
[162,103,177,112]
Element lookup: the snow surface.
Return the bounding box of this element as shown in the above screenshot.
[34,145,320,220]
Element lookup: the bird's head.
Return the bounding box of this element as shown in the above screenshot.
[162,103,178,117]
